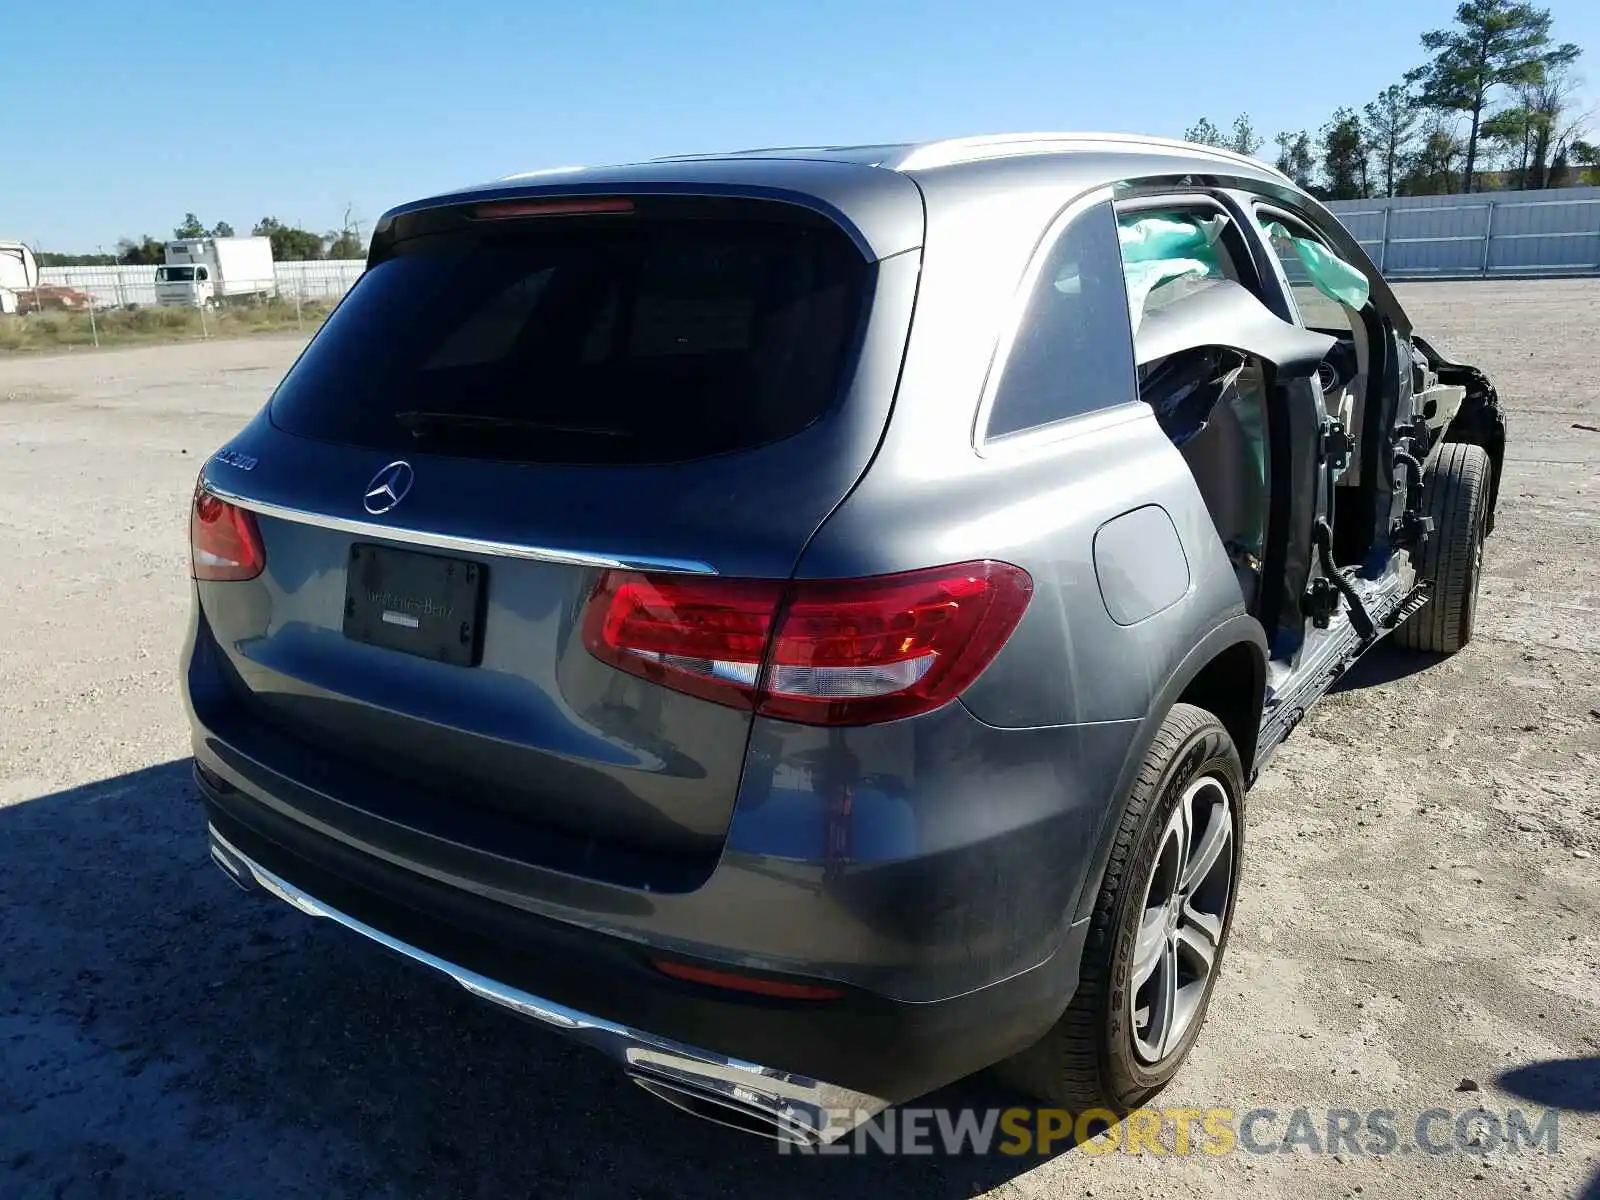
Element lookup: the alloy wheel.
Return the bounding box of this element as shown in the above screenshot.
[1129,774,1235,1065]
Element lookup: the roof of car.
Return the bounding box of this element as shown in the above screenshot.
[454,132,1293,204]
[644,133,1292,184]
[374,132,1300,264]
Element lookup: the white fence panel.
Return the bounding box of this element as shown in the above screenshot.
[40,265,157,307]
[36,260,366,307]
[1327,186,1600,278]
[271,259,366,303]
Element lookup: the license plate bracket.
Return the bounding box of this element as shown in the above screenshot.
[342,543,487,667]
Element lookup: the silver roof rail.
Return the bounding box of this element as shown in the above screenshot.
[892,132,1291,183]
[494,165,589,181]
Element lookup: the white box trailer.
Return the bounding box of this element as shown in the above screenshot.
[155,236,276,308]
[0,241,39,315]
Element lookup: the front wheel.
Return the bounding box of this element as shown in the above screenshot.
[1395,442,1492,654]
[999,703,1244,1112]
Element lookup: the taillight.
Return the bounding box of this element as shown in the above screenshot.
[472,197,635,219]
[582,561,1032,726]
[190,487,265,581]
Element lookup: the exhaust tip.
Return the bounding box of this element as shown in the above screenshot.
[208,827,255,892]
[628,1068,822,1146]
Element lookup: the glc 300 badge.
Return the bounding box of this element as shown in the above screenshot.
[214,449,258,471]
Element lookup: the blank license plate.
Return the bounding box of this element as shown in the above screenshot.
[342,543,486,667]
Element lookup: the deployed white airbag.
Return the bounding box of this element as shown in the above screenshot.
[1116,214,1228,331]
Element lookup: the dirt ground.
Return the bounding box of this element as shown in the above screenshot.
[1,283,1596,1199]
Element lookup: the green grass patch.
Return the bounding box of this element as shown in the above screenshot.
[0,300,333,354]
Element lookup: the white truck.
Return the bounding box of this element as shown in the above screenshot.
[155,236,276,308]
[0,241,39,315]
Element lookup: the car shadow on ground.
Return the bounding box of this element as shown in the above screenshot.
[1497,1057,1600,1113]
[1331,643,1441,692]
[1496,1058,1600,1200]
[0,762,1075,1198]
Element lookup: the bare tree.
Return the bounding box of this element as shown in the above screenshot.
[1523,66,1589,187]
[325,203,367,261]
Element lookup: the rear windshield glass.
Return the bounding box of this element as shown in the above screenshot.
[268,217,869,464]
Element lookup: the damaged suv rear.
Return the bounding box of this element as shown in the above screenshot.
[184,133,1504,1144]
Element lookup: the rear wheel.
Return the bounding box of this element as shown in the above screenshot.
[1395,442,1491,654]
[999,703,1243,1112]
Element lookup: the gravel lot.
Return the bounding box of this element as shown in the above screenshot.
[2,282,1597,1199]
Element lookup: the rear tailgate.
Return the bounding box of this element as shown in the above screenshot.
[195,189,921,868]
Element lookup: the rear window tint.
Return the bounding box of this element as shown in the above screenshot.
[269,218,868,464]
[984,200,1138,440]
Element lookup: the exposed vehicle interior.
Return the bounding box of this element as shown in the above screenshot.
[1256,206,1384,571]
[1117,198,1381,659]
[1117,203,1279,614]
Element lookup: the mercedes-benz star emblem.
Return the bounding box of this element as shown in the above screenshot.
[363,461,414,515]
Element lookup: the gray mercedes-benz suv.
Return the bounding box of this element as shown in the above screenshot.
[183,133,1504,1144]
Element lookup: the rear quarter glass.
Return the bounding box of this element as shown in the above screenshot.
[267,212,871,466]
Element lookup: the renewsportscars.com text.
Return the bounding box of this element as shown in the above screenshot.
[781,1105,1563,1157]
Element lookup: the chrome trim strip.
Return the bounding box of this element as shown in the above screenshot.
[207,826,886,1143]
[201,482,718,575]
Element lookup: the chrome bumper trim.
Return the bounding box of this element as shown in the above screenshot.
[207,825,885,1143]
[201,480,718,576]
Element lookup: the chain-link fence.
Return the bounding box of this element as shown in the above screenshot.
[34,260,364,309]
[1,259,365,350]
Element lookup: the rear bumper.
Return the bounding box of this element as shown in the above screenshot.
[208,820,879,1143]
[200,773,1087,1124]
[184,598,1128,1112]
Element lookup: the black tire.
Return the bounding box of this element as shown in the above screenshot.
[998,703,1244,1112]
[1394,441,1492,654]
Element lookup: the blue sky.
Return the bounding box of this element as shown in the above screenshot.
[8,0,1597,251]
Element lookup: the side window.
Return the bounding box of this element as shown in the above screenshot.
[1116,204,1255,328]
[984,200,1136,441]
[1261,212,1355,333]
